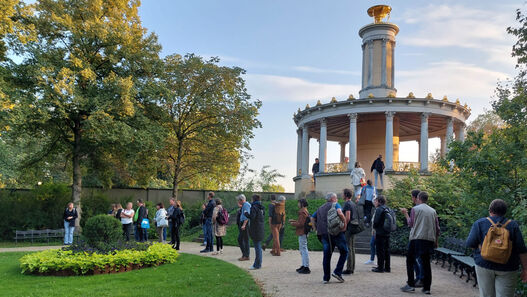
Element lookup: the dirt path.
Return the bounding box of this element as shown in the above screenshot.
[181,242,479,297]
[0,245,64,253]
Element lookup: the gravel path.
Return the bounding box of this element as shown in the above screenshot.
[0,245,64,253]
[181,242,479,297]
[0,242,479,297]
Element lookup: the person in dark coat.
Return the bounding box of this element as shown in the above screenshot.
[372,195,391,273]
[135,199,148,242]
[245,194,265,270]
[63,202,78,245]
[370,155,385,188]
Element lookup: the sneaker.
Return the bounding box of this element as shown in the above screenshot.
[364,259,375,265]
[298,267,311,274]
[371,267,384,273]
[400,284,415,292]
[249,266,259,270]
[421,289,430,295]
[296,266,305,272]
[219,249,223,254]
[331,273,345,283]
[414,280,424,288]
[342,270,353,275]
[211,251,219,255]
[322,280,329,284]
[200,249,211,253]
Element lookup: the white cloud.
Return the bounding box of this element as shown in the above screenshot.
[245,74,360,102]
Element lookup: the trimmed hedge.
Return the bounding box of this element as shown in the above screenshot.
[20,242,179,275]
[83,215,122,248]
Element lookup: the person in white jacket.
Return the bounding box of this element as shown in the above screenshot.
[155,203,168,243]
[350,162,365,197]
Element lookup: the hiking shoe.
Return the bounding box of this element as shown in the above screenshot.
[364,259,375,265]
[298,267,311,274]
[422,289,431,295]
[400,284,415,292]
[238,257,250,261]
[414,280,424,288]
[296,266,305,272]
[342,270,353,275]
[331,273,345,283]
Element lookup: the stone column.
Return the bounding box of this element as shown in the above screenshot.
[381,39,387,87]
[385,112,395,171]
[456,123,465,142]
[301,125,309,177]
[296,128,302,176]
[348,113,358,170]
[446,117,454,154]
[368,41,373,87]
[420,113,430,172]
[319,119,327,173]
[440,136,446,158]
[339,142,346,163]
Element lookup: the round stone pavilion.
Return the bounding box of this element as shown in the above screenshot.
[293,5,471,197]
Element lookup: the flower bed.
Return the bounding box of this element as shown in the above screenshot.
[19,243,179,276]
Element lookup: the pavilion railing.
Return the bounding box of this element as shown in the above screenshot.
[393,161,420,171]
[325,162,349,173]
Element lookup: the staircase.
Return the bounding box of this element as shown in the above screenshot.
[354,226,373,254]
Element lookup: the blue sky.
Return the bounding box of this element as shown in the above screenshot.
[139,1,523,192]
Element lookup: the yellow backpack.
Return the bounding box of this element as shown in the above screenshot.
[480,217,512,264]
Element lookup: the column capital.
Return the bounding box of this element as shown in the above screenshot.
[367,40,374,48]
[320,118,327,126]
[348,113,358,121]
[385,111,395,119]
[421,112,430,121]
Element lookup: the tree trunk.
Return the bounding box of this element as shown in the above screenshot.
[72,119,82,227]
[171,140,184,201]
[172,176,179,201]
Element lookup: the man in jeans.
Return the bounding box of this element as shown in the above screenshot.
[200,192,216,253]
[400,191,440,295]
[466,199,527,297]
[311,192,348,284]
[370,154,385,189]
[237,194,251,261]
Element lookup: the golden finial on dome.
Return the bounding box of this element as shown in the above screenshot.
[442,95,448,102]
[464,103,468,109]
[426,93,433,99]
[297,108,301,113]
[387,92,396,98]
[407,92,415,99]
[348,94,355,100]
[316,100,322,106]
[305,104,310,109]
[368,93,374,98]
[367,5,391,24]
[455,98,460,105]
[330,97,338,103]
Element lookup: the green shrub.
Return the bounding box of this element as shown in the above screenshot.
[19,242,179,275]
[80,192,111,228]
[83,215,122,248]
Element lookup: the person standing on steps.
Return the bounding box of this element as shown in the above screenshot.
[311,192,348,284]
[370,154,385,189]
[359,179,376,228]
[200,192,216,253]
[237,194,251,261]
[372,195,391,273]
[351,162,366,197]
[289,199,311,274]
[245,194,265,270]
[400,191,440,295]
[312,158,320,184]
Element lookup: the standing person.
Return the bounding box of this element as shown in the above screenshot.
[312,158,320,184]
[372,195,391,273]
[63,202,78,245]
[134,199,148,242]
[343,188,360,275]
[263,195,276,251]
[400,191,440,295]
[155,203,168,243]
[370,154,385,189]
[351,162,366,197]
[289,199,311,274]
[170,201,184,250]
[167,198,176,244]
[237,194,251,261]
[212,198,227,255]
[200,192,216,253]
[365,197,377,265]
[114,204,123,220]
[408,190,425,287]
[200,203,207,247]
[359,179,376,227]
[311,192,348,284]
[120,202,134,241]
[466,199,527,297]
[108,204,117,216]
[270,196,286,256]
[244,194,265,270]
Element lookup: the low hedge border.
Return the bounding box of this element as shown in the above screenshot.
[19,243,179,276]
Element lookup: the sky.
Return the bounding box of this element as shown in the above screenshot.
[138,0,523,192]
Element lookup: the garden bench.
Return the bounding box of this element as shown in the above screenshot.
[452,254,477,287]
[14,228,79,245]
[434,237,466,270]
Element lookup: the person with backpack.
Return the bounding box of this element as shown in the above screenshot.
[310,192,348,284]
[270,196,286,256]
[212,198,227,255]
[372,195,391,273]
[244,194,265,270]
[134,199,148,242]
[400,191,440,295]
[465,199,527,297]
[343,188,363,275]
[359,179,376,227]
[289,198,311,274]
[370,154,385,189]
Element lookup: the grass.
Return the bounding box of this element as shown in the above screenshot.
[0,252,261,297]
[0,241,63,248]
[185,198,329,251]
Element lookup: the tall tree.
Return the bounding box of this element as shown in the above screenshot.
[5,0,161,220]
[146,54,261,199]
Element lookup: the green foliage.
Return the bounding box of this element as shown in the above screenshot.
[19,243,179,275]
[82,215,122,248]
[80,193,111,228]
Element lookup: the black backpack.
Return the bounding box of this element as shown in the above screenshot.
[303,214,312,235]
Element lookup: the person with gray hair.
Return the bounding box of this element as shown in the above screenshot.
[237,194,252,261]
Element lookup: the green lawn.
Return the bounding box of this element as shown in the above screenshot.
[0,252,261,297]
[0,241,63,248]
[185,198,328,251]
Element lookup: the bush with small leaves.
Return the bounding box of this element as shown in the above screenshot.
[83,214,122,248]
